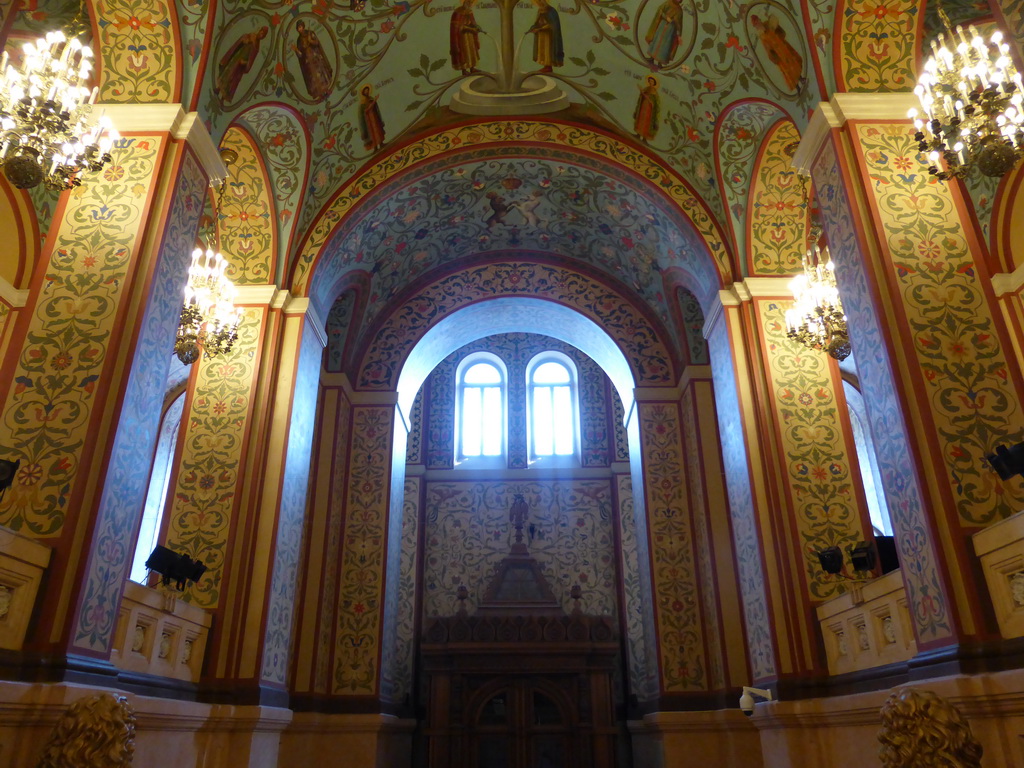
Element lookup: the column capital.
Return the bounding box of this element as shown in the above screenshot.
[98,104,228,182]
[0,275,28,308]
[992,263,1024,297]
[793,93,923,173]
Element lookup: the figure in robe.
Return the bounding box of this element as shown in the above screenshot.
[528,0,563,73]
[450,0,483,75]
[644,0,683,68]
[751,14,804,92]
[294,20,334,101]
[215,26,269,103]
[358,85,386,151]
[633,75,660,142]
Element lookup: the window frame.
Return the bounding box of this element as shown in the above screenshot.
[526,351,581,467]
[454,352,508,467]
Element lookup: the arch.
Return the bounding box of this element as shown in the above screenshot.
[714,99,791,274]
[218,124,277,284]
[234,102,312,284]
[0,174,39,290]
[368,259,675,408]
[746,118,807,276]
[990,160,1024,274]
[289,119,733,303]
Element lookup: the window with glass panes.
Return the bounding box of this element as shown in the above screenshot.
[457,358,505,459]
[528,357,576,459]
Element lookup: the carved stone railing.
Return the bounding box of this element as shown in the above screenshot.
[815,569,916,676]
[0,524,52,650]
[974,509,1024,639]
[422,613,618,645]
[110,580,211,683]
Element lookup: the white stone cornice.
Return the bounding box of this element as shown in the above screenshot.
[0,275,28,308]
[234,285,281,306]
[739,276,794,298]
[319,369,400,405]
[793,93,924,173]
[95,105,227,182]
[992,263,1024,296]
[282,296,328,349]
[702,291,725,340]
[174,112,228,183]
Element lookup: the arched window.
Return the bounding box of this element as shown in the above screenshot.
[843,379,893,536]
[129,391,186,583]
[527,353,579,462]
[456,354,506,463]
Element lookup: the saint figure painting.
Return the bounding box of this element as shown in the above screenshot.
[645,0,684,68]
[294,20,334,102]
[528,0,563,73]
[751,13,804,92]
[216,26,269,103]
[450,0,483,75]
[359,85,386,152]
[634,76,660,143]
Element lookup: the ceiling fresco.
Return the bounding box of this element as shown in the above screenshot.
[195,0,833,245]
[307,147,719,346]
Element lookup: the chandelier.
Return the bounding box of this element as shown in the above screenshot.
[785,237,851,362]
[174,247,242,365]
[0,4,118,190]
[909,6,1024,180]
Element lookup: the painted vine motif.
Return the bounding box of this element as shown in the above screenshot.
[357,262,676,390]
[422,480,617,618]
[855,123,1024,526]
[757,299,867,600]
[325,289,355,372]
[749,120,806,275]
[616,473,656,701]
[678,286,709,364]
[97,0,180,103]
[74,148,207,651]
[163,307,262,609]
[812,137,952,643]
[836,0,918,92]
[219,126,276,285]
[0,136,162,536]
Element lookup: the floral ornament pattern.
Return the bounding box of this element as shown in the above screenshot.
[97,0,179,103]
[334,405,393,695]
[163,307,263,609]
[707,315,776,679]
[639,402,706,691]
[422,480,617,618]
[0,136,161,536]
[176,0,213,107]
[357,261,677,391]
[812,137,952,643]
[73,147,207,651]
[836,0,918,92]
[616,474,657,702]
[291,120,730,308]
[237,105,309,282]
[325,289,355,372]
[219,126,276,284]
[757,299,867,600]
[678,287,709,364]
[749,120,807,275]
[855,123,1024,525]
[262,319,322,685]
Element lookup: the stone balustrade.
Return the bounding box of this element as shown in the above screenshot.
[974,509,1024,639]
[0,525,51,651]
[110,580,211,683]
[815,569,915,676]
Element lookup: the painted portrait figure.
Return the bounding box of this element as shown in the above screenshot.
[645,0,684,68]
[528,0,564,73]
[450,0,483,75]
[215,26,269,103]
[634,75,660,142]
[358,85,386,152]
[750,13,803,91]
[294,20,334,102]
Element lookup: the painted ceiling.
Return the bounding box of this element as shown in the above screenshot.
[5,0,1002,367]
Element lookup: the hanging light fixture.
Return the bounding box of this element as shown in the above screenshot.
[785,215,851,362]
[174,149,242,366]
[0,2,118,190]
[909,4,1024,180]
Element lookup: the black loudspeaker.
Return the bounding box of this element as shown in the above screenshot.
[986,442,1024,480]
[144,545,207,591]
[874,535,900,574]
[817,546,844,575]
[0,458,19,501]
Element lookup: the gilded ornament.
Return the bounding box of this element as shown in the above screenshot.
[35,693,136,768]
[878,688,982,768]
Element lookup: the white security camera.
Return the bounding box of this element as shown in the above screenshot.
[739,686,772,717]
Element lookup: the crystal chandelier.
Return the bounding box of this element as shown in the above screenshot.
[174,247,242,365]
[909,6,1024,180]
[785,234,851,362]
[0,4,118,190]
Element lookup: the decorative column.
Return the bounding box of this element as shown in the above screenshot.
[797,93,1024,660]
[0,106,222,669]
